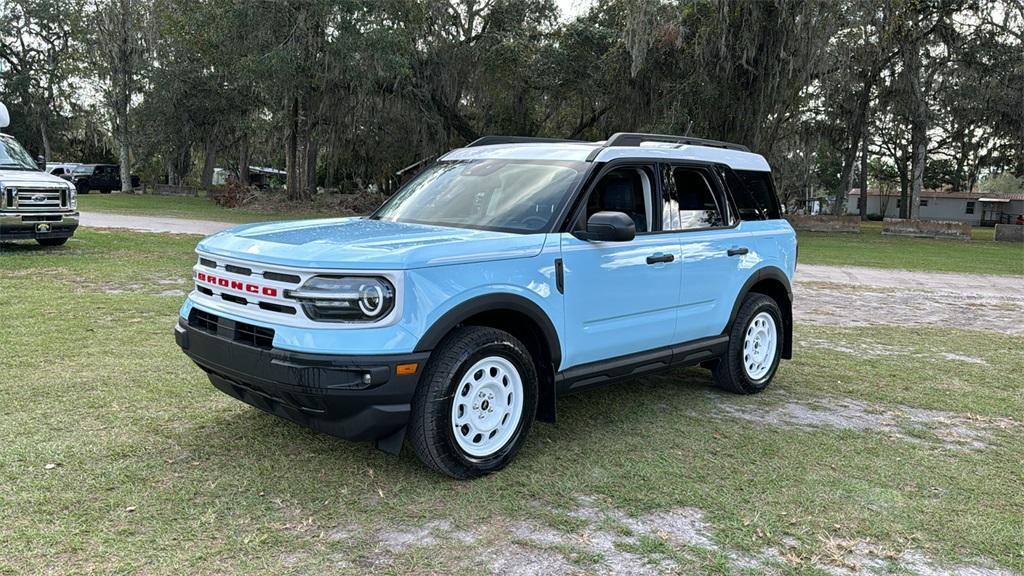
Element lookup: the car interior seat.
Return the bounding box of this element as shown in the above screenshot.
[591,170,647,232]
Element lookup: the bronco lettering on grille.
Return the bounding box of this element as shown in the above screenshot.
[196,271,278,297]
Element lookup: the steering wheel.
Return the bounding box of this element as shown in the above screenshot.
[518,215,550,230]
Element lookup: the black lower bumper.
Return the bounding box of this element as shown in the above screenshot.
[175,318,429,447]
[0,213,79,241]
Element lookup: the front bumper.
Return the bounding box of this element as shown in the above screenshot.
[0,211,79,241]
[174,317,429,445]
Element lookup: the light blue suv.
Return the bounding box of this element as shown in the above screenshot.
[175,133,796,479]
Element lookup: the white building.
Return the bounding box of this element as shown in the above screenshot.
[846,188,1024,226]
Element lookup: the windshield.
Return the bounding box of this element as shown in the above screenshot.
[373,159,587,233]
[74,165,94,174]
[0,135,39,171]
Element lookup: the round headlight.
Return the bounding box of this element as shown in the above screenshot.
[358,283,385,317]
[287,276,395,323]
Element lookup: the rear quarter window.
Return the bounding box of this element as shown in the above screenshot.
[734,169,782,220]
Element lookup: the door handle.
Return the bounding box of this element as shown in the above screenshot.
[646,253,675,265]
[727,247,749,257]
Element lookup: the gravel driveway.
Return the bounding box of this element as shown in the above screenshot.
[79,211,235,236]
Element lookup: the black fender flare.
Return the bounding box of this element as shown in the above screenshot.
[414,293,562,370]
[725,266,794,359]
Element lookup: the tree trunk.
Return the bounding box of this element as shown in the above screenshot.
[201,138,217,188]
[898,161,910,219]
[238,135,250,186]
[285,96,300,201]
[858,128,869,220]
[39,118,51,161]
[304,137,318,197]
[118,114,131,193]
[902,36,928,221]
[831,73,877,215]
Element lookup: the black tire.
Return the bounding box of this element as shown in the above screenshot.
[712,293,783,394]
[36,237,68,247]
[409,326,538,479]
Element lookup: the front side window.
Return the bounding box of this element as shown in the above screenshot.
[662,166,728,231]
[373,159,587,233]
[0,136,39,171]
[585,166,654,233]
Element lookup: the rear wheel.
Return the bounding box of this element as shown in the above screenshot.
[409,326,537,479]
[713,293,783,394]
[36,237,68,247]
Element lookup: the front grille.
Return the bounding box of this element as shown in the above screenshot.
[264,271,301,284]
[189,309,219,333]
[188,308,275,349]
[234,322,274,349]
[259,302,297,314]
[14,189,65,211]
[21,215,63,222]
[194,255,303,317]
[221,293,248,305]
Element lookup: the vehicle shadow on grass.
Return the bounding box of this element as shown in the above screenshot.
[0,240,70,252]
[173,366,735,498]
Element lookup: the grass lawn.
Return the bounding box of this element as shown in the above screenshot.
[77,193,325,223]
[796,221,1023,276]
[1,229,1022,574]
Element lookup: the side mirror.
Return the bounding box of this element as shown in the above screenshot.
[36,156,46,171]
[580,211,636,242]
[0,103,9,128]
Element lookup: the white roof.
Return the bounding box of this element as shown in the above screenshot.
[440,141,771,172]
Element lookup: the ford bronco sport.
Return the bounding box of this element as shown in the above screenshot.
[0,104,79,246]
[175,133,796,479]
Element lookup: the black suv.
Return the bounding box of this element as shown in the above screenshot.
[67,164,140,194]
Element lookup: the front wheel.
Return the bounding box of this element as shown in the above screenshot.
[713,293,783,394]
[409,326,537,479]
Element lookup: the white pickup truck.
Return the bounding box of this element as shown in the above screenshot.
[0,103,79,246]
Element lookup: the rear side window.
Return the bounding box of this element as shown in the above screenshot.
[733,169,782,220]
[661,165,731,231]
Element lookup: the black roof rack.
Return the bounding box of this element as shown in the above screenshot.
[465,136,592,147]
[602,132,749,152]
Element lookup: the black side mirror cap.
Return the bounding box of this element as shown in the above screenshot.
[578,211,636,242]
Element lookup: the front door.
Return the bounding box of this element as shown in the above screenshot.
[560,165,681,368]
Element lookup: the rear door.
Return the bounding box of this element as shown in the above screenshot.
[661,163,751,343]
[559,163,682,368]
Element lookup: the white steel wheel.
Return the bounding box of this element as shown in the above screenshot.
[451,356,524,457]
[742,311,778,381]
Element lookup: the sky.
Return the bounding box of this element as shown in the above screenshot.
[556,0,595,20]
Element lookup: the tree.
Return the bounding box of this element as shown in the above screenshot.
[0,0,87,159]
[93,0,151,192]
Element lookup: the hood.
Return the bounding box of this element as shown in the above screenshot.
[0,169,72,189]
[196,217,547,270]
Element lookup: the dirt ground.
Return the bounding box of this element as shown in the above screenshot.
[794,264,1024,335]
